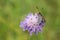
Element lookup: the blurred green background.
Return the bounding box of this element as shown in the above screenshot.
[0,0,60,40]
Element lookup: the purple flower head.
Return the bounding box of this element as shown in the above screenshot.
[20,12,45,36]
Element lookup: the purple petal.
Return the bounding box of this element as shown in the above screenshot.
[24,25,28,29]
[34,28,38,35]
[28,27,33,32]
[37,26,42,32]
[32,27,35,32]
[29,29,33,36]
[27,26,30,29]
[20,22,24,27]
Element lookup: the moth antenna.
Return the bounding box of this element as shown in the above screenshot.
[42,16,46,23]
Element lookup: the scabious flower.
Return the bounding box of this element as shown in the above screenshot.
[20,12,45,35]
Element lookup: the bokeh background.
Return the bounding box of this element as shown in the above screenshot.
[0,0,60,40]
